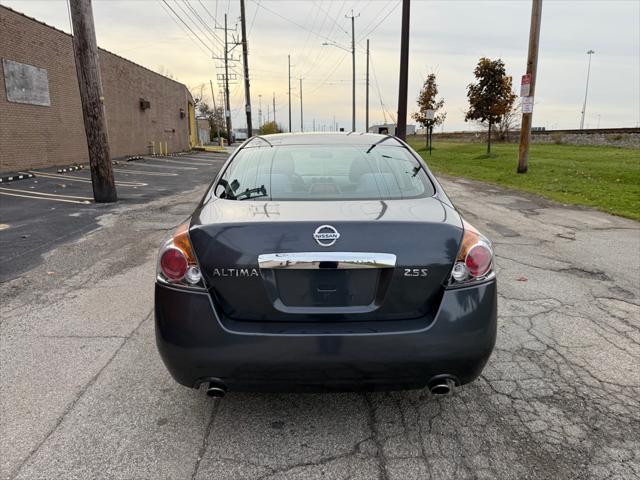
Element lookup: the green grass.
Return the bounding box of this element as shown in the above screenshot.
[408,140,640,221]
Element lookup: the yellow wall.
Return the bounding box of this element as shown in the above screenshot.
[188,102,197,148]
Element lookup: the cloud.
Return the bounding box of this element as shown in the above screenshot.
[2,0,638,130]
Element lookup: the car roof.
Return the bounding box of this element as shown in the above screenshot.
[243,132,405,147]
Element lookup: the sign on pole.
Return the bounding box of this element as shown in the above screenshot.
[426,109,435,121]
[520,74,531,97]
[522,96,534,114]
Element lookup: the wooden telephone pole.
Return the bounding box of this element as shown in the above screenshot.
[346,11,359,132]
[517,0,543,174]
[396,0,411,140]
[239,0,253,137]
[69,0,117,202]
[223,14,233,142]
[365,39,370,132]
[299,78,303,132]
[288,55,292,132]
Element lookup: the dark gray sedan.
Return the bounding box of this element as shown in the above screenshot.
[154,133,497,397]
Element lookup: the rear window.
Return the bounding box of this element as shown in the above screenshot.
[215,145,435,201]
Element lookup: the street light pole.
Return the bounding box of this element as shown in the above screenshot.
[580,50,595,130]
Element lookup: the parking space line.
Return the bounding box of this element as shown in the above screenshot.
[0,186,93,200]
[28,171,148,187]
[112,168,178,176]
[170,155,227,164]
[119,162,196,171]
[138,157,212,167]
[0,191,91,204]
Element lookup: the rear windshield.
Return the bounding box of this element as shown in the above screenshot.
[215,145,435,201]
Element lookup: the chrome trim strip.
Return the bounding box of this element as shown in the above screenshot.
[258,252,397,270]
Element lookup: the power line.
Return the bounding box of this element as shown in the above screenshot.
[176,0,222,49]
[187,1,227,49]
[307,51,349,95]
[311,0,350,37]
[299,0,349,78]
[249,0,349,45]
[248,0,260,34]
[197,0,222,29]
[160,0,215,55]
[357,0,400,43]
[369,52,395,124]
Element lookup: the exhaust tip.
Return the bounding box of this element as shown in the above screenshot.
[206,383,227,398]
[428,376,457,396]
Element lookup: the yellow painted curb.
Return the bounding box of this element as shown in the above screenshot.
[192,146,226,152]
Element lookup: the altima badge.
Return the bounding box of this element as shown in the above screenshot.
[213,268,259,277]
[313,225,340,247]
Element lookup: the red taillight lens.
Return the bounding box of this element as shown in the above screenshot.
[160,248,188,281]
[465,243,492,277]
[449,219,494,286]
[157,221,204,288]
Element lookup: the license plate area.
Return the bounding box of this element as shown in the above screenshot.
[258,252,396,315]
[276,269,379,307]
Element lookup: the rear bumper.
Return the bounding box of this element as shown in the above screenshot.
[154,280,497,392]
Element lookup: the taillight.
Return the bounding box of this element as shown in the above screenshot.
[448,219,494,287]
[160,248,188,281]
[157,221,204,288]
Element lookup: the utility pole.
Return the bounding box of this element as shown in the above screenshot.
[365,38,370,132]
[239,0,253,137]
[346,10,359,132]
[273,92,276,125]
[223,14,232,142]
[267,104,270,123]
[299,78,304,132]
[517,0,543,174]
[214,15,239,144]
[288,55,292,132]
[69,0,117,202]
[258,94,262,128]
[396,0,410,140]
[210,79,222,146]
[580,49,595,130]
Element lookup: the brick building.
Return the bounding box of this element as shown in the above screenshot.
[0,6,197,173]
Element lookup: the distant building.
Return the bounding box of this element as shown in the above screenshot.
[368,123,416,136]
[0,5,197,172]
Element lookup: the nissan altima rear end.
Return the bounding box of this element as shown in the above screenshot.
[154,133,497,396]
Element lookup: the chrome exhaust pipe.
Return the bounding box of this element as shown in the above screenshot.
[206,382,227,398]
[428,376,457,395]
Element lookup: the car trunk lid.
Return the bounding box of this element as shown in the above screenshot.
[189,198,462,322]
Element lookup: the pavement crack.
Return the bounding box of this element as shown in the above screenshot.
[9,308,154,480]
[251,436,373,480]
[190,398,221,480]
[363,393,390,480]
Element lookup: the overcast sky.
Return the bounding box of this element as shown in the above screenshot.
[2,0,639,132]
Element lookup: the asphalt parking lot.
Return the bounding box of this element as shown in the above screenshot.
[1,161,639,479]
[0,151,228,282]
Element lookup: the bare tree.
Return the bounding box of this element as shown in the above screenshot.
[497,100,521,141]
